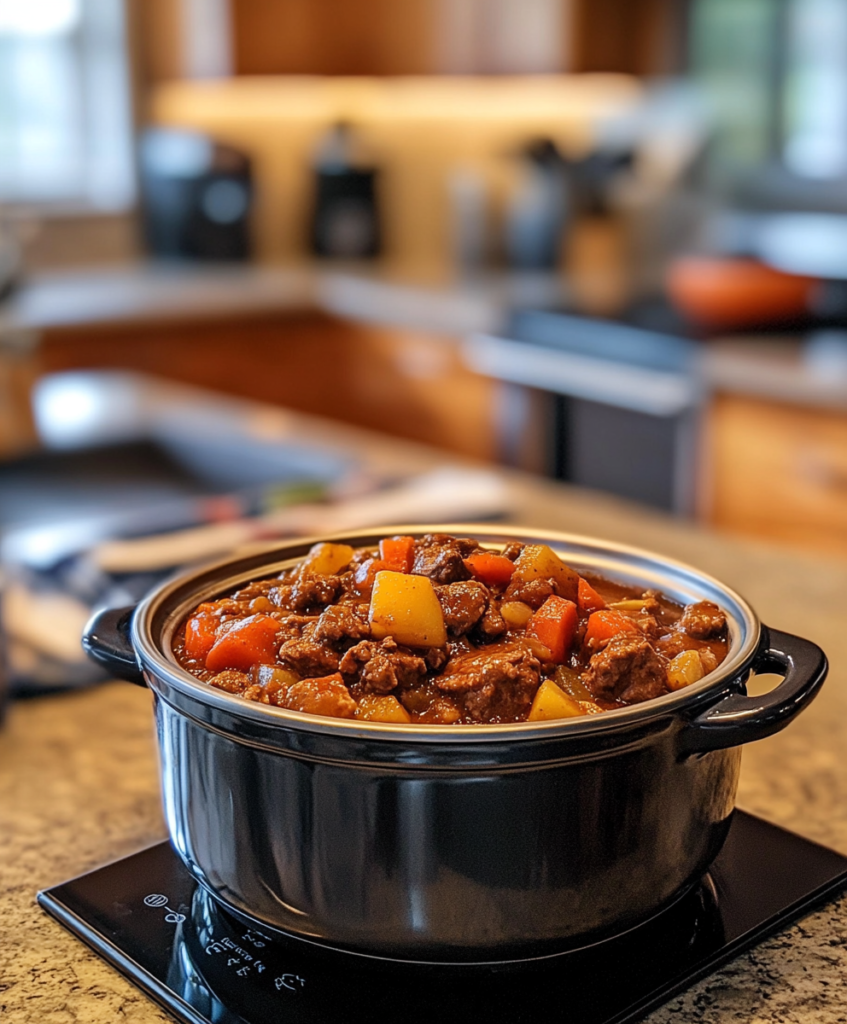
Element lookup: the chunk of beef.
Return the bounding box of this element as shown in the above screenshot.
[290,572,343,612]
[282,674,357,719]
[233,578,277,602]
[679,601,727,640]
[640,590,663,616]
[503,576,555,610]
[436,581,488,636]
[278,637,339,677]
[424,646,449,672]
[313,603,371,646]
[501,542,525,562]
[412,534,471,584]
[436,644,541,722]
[339,637,427,694]
[475,599,507,641]
[583,635,668,704]
[634,614,662,640]
[208,669,250,694]
[275,614,319,643]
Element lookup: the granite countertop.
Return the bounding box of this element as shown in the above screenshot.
[2,435,847,1021]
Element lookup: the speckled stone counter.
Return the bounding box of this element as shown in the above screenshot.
[3,469,847,1023]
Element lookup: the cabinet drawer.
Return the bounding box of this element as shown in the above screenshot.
[705,395,847,556]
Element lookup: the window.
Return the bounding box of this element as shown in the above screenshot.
[0,0,134,209]
[691,0,847,186]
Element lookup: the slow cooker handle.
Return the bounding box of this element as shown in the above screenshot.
[82,605,146,687]
[678,625,827,756]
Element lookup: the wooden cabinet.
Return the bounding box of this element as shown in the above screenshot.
[703,394,847,558]
[39,312,501,462]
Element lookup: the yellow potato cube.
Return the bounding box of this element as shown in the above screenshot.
[527,679,586,722]
[369,571,447,648]
[300,542,354,576]
[514,545,579,602]
[356,695,412,723]
[667,649,705,690]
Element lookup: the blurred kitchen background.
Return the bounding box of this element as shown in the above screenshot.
[3,0,847,693]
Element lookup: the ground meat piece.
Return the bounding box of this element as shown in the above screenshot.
[583,635,669,704]
[233,579,276,602]
[412,534,471,584]
[501,542,525,561]
[278,637,339,677]
[640,590,663,616]
[274,614,319,643]
[436,644,541,722]
[282,674,357,719]
[339,638,427,693]
[208,669,251,694]
[634,614,662,640]
[269,585,294,609]
[313,604,371,645]
[436,581,488,636]
[423,646,449,672]
[290,573,342,612]
[503,576,555,610]
[679,601,727,640]
[475,599,507,641]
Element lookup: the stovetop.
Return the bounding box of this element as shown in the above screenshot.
[38,811,847,1024]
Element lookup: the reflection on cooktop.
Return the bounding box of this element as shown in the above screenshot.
[38,811,847,1024]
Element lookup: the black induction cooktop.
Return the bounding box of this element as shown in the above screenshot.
[38,811,847,1024]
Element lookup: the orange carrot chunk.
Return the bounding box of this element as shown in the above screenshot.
[583,609,640,650]
[577,577,606,613]
[205,614,281,673]
[526,596,579,663]
[379,535,415,573]
[464,552,516,587]
[184,608,220,661]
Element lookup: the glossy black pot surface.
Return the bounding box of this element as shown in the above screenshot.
[83,526,827,963]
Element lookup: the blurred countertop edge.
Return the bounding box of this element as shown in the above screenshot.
[1,261,847,411]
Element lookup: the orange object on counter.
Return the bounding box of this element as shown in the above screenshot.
[665,256,817,330]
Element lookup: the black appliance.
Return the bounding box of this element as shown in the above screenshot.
[38,811,847,1024]
[466,307,702,515]
[139,128,253,261]
[309,122,381,260]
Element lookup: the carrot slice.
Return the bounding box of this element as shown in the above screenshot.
[205,614,281,673]
[583,609,639,650]
[184,608,219,661]
[464,552,516,587]
[577,577,606,613]
[379,536,415,573]
[526,596,578,663]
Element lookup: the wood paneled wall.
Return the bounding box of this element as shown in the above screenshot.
[135,0,683,82]
[232,0,437,76]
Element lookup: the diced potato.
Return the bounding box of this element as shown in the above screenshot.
[513,545,579,601]
[667,649,705,691]
[608,599,649,610]
[527,679,586,722]
[369,571,447,648]
[552,665,594,701]
[501,601,534,628]
[300,542,354,576]
[356,694,412,723]
[524,637,553,661]
[254,665,299,697]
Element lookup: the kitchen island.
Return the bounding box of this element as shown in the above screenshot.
[2,409,847,1022]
